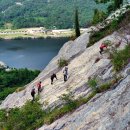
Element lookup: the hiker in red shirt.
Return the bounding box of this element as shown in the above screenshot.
[37,81,42,94]
[99,43,107,54]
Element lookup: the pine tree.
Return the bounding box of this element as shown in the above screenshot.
[74,8,80,37]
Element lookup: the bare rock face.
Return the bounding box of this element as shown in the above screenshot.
[39,74,130,130]
[38,30,91,79]
[0,29,126,111]
[0,26,127,110]
[0,7,130,130]
[0,29,91,109]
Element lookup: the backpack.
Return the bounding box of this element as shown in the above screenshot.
[31,89,35,95]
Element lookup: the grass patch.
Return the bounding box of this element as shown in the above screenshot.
[44,102,77,124]
[58,58,68,68]
[88,78,99,92]
[76,92,97,106]
[98,82,112,92]
[88,74,123,93]
[112,45,130,71]
[44,91,96,124]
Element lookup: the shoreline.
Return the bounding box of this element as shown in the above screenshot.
[0,27,88,40]
[0,35,71,40]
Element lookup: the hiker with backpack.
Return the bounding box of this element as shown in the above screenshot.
[37,81,42,94]
[31,87,36,101]
[51,73,57,84]
[99,43,107,54]
[63,64,68,82]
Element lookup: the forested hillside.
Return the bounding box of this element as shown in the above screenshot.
[0,0,106,29]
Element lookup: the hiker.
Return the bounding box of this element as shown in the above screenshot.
[99,43,107,54]
[31,87,36,101]
[37,81,42,94]
[51,73,57,84]
[63,65,68,82]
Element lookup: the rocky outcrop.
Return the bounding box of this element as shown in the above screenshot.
[0,5,130,115]
[38,30,91,79]
[0,5,130,130]
[39,73,130,130]
[96,4,130,30]
[0,29,91,109]
[0,29,127,110]
[107,4,130,22]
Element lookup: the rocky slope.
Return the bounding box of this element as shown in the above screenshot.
[39,73,130,130]
[0,5,130,130]
[0,26,128,110]
[0,28,92,109]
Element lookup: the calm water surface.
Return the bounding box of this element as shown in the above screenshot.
[0,38,68,70]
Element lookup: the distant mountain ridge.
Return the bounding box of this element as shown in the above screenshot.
[0,0,106,29]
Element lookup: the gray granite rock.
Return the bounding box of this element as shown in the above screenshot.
[39,74,130,130]
[0,29,127,110]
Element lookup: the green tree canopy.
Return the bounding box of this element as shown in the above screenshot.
[74,8,80,37]
[92,9,107,24]
[95,0,123,11]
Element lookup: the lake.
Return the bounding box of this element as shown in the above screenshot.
[0,38,68,70]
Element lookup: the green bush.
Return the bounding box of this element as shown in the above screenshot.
[0,87,17,101]
[44,102,77,124]
[4,101,45,130]
[0,110,6,122]
[112,45,130,71]
[88,78,99,92]
[60,92,74,104]
[0,110,6,129]
[58,58,68,68]
[0,69,40,101]
[0,91,97,129]
[98,82,112,92]
[76,91,97,106]
[44,91,96,125]
[0,89,101,129]
[92,9,107,25]
[60,93,77,111]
